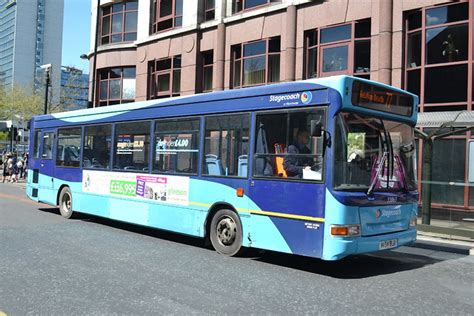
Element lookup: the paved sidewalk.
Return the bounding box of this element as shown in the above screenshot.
[414,234,474,255]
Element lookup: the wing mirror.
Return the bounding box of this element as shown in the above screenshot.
[310,120,322,137]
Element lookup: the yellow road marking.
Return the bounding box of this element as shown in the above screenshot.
[0,192,43,207]
[0,310,7,316]
[189,201,324,222]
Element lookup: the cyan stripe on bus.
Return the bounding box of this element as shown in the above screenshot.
[28,173,296,254]
[322,189,417,260]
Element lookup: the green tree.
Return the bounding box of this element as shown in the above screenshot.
[0,84,43,122]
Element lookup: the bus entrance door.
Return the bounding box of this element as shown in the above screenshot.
[37,129,56,205]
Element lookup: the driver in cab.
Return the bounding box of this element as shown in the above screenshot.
[283,129,315,178]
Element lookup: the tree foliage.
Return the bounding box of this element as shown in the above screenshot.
[0,84,43,122]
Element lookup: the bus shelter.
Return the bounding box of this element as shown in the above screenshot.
[416,111,474,238]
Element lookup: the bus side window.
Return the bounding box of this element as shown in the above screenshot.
[154,118,200,174]
[42,132,55,159]
[113,121,151,171]
[203,114,250,177]
[56,127,82,167]
[83,124,112,169]
[255,109,325,181]
[33,130,41,159]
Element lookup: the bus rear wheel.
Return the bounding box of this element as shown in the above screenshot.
[210,209,243,256]
[59,187,74,219]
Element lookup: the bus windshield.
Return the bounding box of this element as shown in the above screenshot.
[334,112,417,192]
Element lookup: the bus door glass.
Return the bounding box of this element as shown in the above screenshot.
[250,108,327,252]
[38,129,56,202]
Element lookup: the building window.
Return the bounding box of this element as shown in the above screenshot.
[97,67,136,106]
[204,0,215,21]
[100,1,138,45]
[232,0,279,14]
[231,37,280,89]
[304,19,371,79]
[404,2,471,209]
[148,56,181,99]
[151,0,183,33]
[202,50,213,92]
[405,3,468,110]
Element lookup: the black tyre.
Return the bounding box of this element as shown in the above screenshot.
[210,209,243,256]
[59,187,74,219]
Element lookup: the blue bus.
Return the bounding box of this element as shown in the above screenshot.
[26,76,418,260]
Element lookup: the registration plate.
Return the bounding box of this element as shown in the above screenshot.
[379,239,397,250]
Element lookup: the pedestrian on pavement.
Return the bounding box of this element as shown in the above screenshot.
[1,152,9,183]
[17,157,24,180]
[3,152,13,183]
[23,153,28,179]
[10,153,18,183]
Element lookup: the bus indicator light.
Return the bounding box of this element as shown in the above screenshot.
[236,188,244,197]
[330,225,360,236]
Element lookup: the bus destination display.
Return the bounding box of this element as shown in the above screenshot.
[351,81,413,117]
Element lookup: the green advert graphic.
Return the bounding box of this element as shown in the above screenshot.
[110,180,136,197]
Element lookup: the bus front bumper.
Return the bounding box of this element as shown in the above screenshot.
[321,228,417,261]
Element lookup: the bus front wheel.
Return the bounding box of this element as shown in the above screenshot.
[59,187,74,219]
[210,209,243,256]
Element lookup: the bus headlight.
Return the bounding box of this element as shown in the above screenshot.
[330,224,360,236]
[410,217,417,227]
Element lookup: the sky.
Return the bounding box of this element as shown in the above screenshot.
[61,0,92,74]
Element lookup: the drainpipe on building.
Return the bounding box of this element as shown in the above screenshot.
[215,23,226,91]
[377,0,392,85]
[285,5,296,82]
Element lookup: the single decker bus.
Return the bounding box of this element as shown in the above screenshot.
[26,75,418,260]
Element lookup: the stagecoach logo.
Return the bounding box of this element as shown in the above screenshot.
[269,91,312,106]
[375,209,401,219]
[300,91,312,104]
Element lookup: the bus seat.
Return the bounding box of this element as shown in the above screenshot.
[205,154,223,175]
[275,157,287,178]
[238,155,248,177]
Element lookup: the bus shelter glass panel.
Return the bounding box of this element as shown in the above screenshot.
[114,121,150,171]
[83,124,112,169]
[154,118,200,174]
[203,114,249,177]
[56,127,81,167]
[431,138,465,205]
[254,108,325,180]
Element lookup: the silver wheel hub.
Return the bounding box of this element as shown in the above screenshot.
[62,194,71,213]
[217,216,237,246]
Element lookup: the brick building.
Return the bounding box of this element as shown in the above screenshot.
[87,0,474,221]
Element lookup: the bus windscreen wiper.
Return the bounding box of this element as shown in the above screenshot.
[367,151,388,195]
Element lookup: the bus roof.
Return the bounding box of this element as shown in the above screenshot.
[34,75,417,126]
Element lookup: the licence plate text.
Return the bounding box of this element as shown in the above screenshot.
[379,239,397,250]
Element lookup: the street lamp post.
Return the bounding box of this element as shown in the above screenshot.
[40,64,52,114]
[81,0,100,108]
